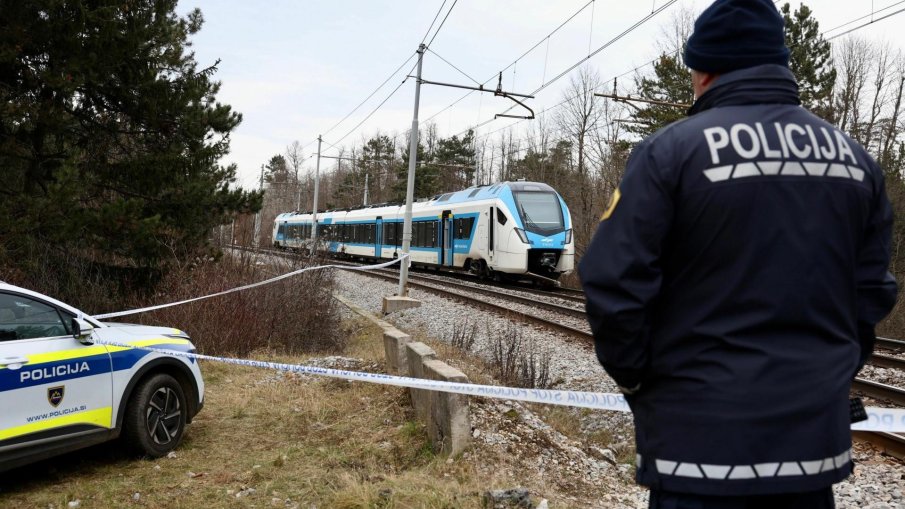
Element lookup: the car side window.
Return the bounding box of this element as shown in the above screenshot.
[0,292,74,341]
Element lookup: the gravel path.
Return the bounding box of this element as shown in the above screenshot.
[334,270,905,508]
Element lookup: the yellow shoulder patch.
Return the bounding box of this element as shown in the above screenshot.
[600,188,621,221]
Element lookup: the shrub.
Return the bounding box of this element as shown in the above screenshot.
[449,318,478,352]
[1,247,344,357]
[488,320,552,389]
[136,250,344,356]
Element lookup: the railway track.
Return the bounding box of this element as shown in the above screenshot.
[877,337,905,353]
[235,245,905,459]
[852,431,905,461]
[871,352,905,371]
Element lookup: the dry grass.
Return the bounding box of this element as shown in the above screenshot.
[2,318,617,508]
[0,320,484,508]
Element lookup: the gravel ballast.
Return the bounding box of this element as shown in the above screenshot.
[334,269,905,508]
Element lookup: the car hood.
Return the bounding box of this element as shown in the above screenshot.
[99,322,189,339]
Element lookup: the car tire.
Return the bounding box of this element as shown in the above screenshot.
[123,373,187,457]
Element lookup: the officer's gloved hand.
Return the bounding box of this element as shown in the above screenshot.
[618,383,641,395]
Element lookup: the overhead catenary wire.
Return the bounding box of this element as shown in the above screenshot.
[456,0,678,137]
[318,1,458,156]
[422,0,596,125]
[821,0,905,36]
[293,1,451,158]
[425,0,458,49]
[468,0,905,147]
[320,52,417,140]
[424,0,905,179]
[322,60,419,153]
[320,0,905,174]
[825,5,905,41]
[419,0,448,46]
[426,47,481,85]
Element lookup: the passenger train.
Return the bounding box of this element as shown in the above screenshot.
[272,181,574,284]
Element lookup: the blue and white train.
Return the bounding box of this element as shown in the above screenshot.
[273,181,574,284]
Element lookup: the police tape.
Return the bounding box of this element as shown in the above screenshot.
[90,338,905,432]
[94,255,409,319]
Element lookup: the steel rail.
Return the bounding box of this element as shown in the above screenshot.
[852,431,905,461]
[851,379,905,406]
[877,337,905,353]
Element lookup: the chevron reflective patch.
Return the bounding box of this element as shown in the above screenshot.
[641,448,852,480]
[703,161,866,183]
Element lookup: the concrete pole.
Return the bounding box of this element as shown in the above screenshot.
[397,44,425,297]
[311,135,322,241]
[253,164,264,248]
[363,172,369,206]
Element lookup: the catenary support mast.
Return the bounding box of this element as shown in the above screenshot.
[311,135,322,242]
[397,44,425,297]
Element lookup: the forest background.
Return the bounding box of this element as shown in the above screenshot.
[3,2,905,334]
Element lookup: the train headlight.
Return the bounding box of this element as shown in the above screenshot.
[564,229,573,244]
[514,228,530,244]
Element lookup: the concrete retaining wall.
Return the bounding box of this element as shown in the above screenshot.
[406,341,437,422]
[423,358,471,456]
[383,328,411,374]
[333,293,471,456]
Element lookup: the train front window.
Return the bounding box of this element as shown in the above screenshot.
[512,191,564,235]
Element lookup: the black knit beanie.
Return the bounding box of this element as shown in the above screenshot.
[684,0,790,73]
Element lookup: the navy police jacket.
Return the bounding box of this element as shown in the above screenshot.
[579,64,897,496]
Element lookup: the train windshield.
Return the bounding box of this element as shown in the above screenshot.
[512,191,565,235]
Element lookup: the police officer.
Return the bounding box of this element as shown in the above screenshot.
[579,0,897,507]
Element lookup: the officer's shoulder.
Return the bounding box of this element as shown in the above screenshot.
[631,114,701,163]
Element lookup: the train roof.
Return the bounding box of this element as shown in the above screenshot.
[276,181,558,220]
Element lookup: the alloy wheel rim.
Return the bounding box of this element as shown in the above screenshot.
[145,386,182,445]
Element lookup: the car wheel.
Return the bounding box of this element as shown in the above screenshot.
[123,373,187,457]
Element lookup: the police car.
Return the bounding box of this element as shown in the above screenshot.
[0,282,204,471]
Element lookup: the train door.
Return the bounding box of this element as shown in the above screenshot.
[488,207,495,262]
[375,217,382,258]
[440,211,453,267]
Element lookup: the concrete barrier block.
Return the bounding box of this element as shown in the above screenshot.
[382,296,421,314]
[383,328,411,374]
[406,342,437,421]
[424,359,471,456]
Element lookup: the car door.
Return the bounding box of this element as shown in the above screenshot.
[0,291,113,447]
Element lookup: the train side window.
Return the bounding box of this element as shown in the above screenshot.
[418,222,427,248]
[454,217,474,239]
[497,211,508,225]
[430,222,438,248]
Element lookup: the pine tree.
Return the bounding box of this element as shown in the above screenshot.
[0,0,260,277]
[433,130,476,191]
[781,2,836,121]
[628,53,694,137]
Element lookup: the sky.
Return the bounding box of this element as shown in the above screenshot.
[175,0,905,190]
